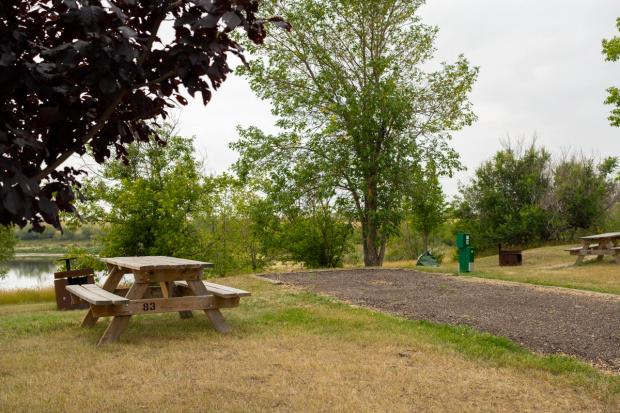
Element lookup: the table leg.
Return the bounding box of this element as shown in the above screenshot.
[160,282,193,319]
[595,239,605,261]
[574,240,589,265]
[185,279,231,333]
[97,282,150,345]
[81,266,124,328]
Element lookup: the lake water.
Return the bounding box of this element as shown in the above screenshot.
[0,257,125,290]
[0,258,57,290]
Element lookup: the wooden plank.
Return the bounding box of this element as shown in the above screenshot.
[81,265,125,328]
[54,268,94,279]
[98,282,149,345]
[568,248,619,256]
[174,281,235,297]
[564,247,583,252]
[204,282,251,297]
[160,281,171,298]
[66,285,113,305]
[170,282,195,318]
[580,249,618,255]
[81,284,129,304]
[175,281,250,298]
[580,232,620,240]
[100,256,213,271]
[186,280,232,333]
[161,282,193,319]
[174,280,234,297]
[215,296,241,309]
[91,296,217,317]
[133,268,203,283]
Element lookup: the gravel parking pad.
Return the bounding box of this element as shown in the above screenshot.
[269,269,620,370]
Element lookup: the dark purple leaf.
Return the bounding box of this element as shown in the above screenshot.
[0,52,15,66]
[222,11,242,30]
[268,17,293,31]
[175,94,188,105]
[63,0,78,9]
[193,15,220,29]
[0,0,287,231]
[118,26,137,39]
[99,77,118,94]
[191,0,215,12]
[39,106,62,124]
[38,196,58,219]
[2,189,20,215]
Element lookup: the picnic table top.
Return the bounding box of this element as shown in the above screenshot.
[579,232,620,240]
[100,256,213,271]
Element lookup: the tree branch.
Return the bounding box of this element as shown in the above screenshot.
[32,8,169,182]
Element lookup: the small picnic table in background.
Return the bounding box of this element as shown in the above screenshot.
[66,256,249,345]
[565,232,620,265]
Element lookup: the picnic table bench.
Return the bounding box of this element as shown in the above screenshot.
[66,256,249,345]
[564,232,620,265]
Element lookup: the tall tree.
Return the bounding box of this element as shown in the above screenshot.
[197,174,267,274]
[232,0,477,266]
[0,0,287,231]
[80,126,204,259]
[254,166,353,268]
[552,156,619,235]
[407,161,446,253]
[453,142,553,249]
[603,17,620,127]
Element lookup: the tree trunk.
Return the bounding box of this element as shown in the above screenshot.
[361,222,387,266]
[362,175,385,267]
[250,244,258,271]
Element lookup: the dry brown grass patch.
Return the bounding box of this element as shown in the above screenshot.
[0,275,618,412]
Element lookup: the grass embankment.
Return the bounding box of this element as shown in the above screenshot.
[15,238,96,255]
[1,275,619,412]
[0,288,55,305]
[386,244,620,295]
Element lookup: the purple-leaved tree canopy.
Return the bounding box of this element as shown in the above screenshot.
[0,0,289,231]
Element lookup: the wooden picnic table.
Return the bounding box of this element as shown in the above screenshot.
[66,256,249,345]
[565,232,620,265]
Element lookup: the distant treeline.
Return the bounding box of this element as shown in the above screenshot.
[451,142,619,253]
[6,136,619,273]
[14,224,104,242]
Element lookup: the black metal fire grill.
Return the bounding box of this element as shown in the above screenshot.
[498,244,523,266]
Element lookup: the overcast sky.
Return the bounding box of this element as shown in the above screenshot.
[169,0,620,197]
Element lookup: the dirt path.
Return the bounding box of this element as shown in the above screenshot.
[268,269,620,370]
